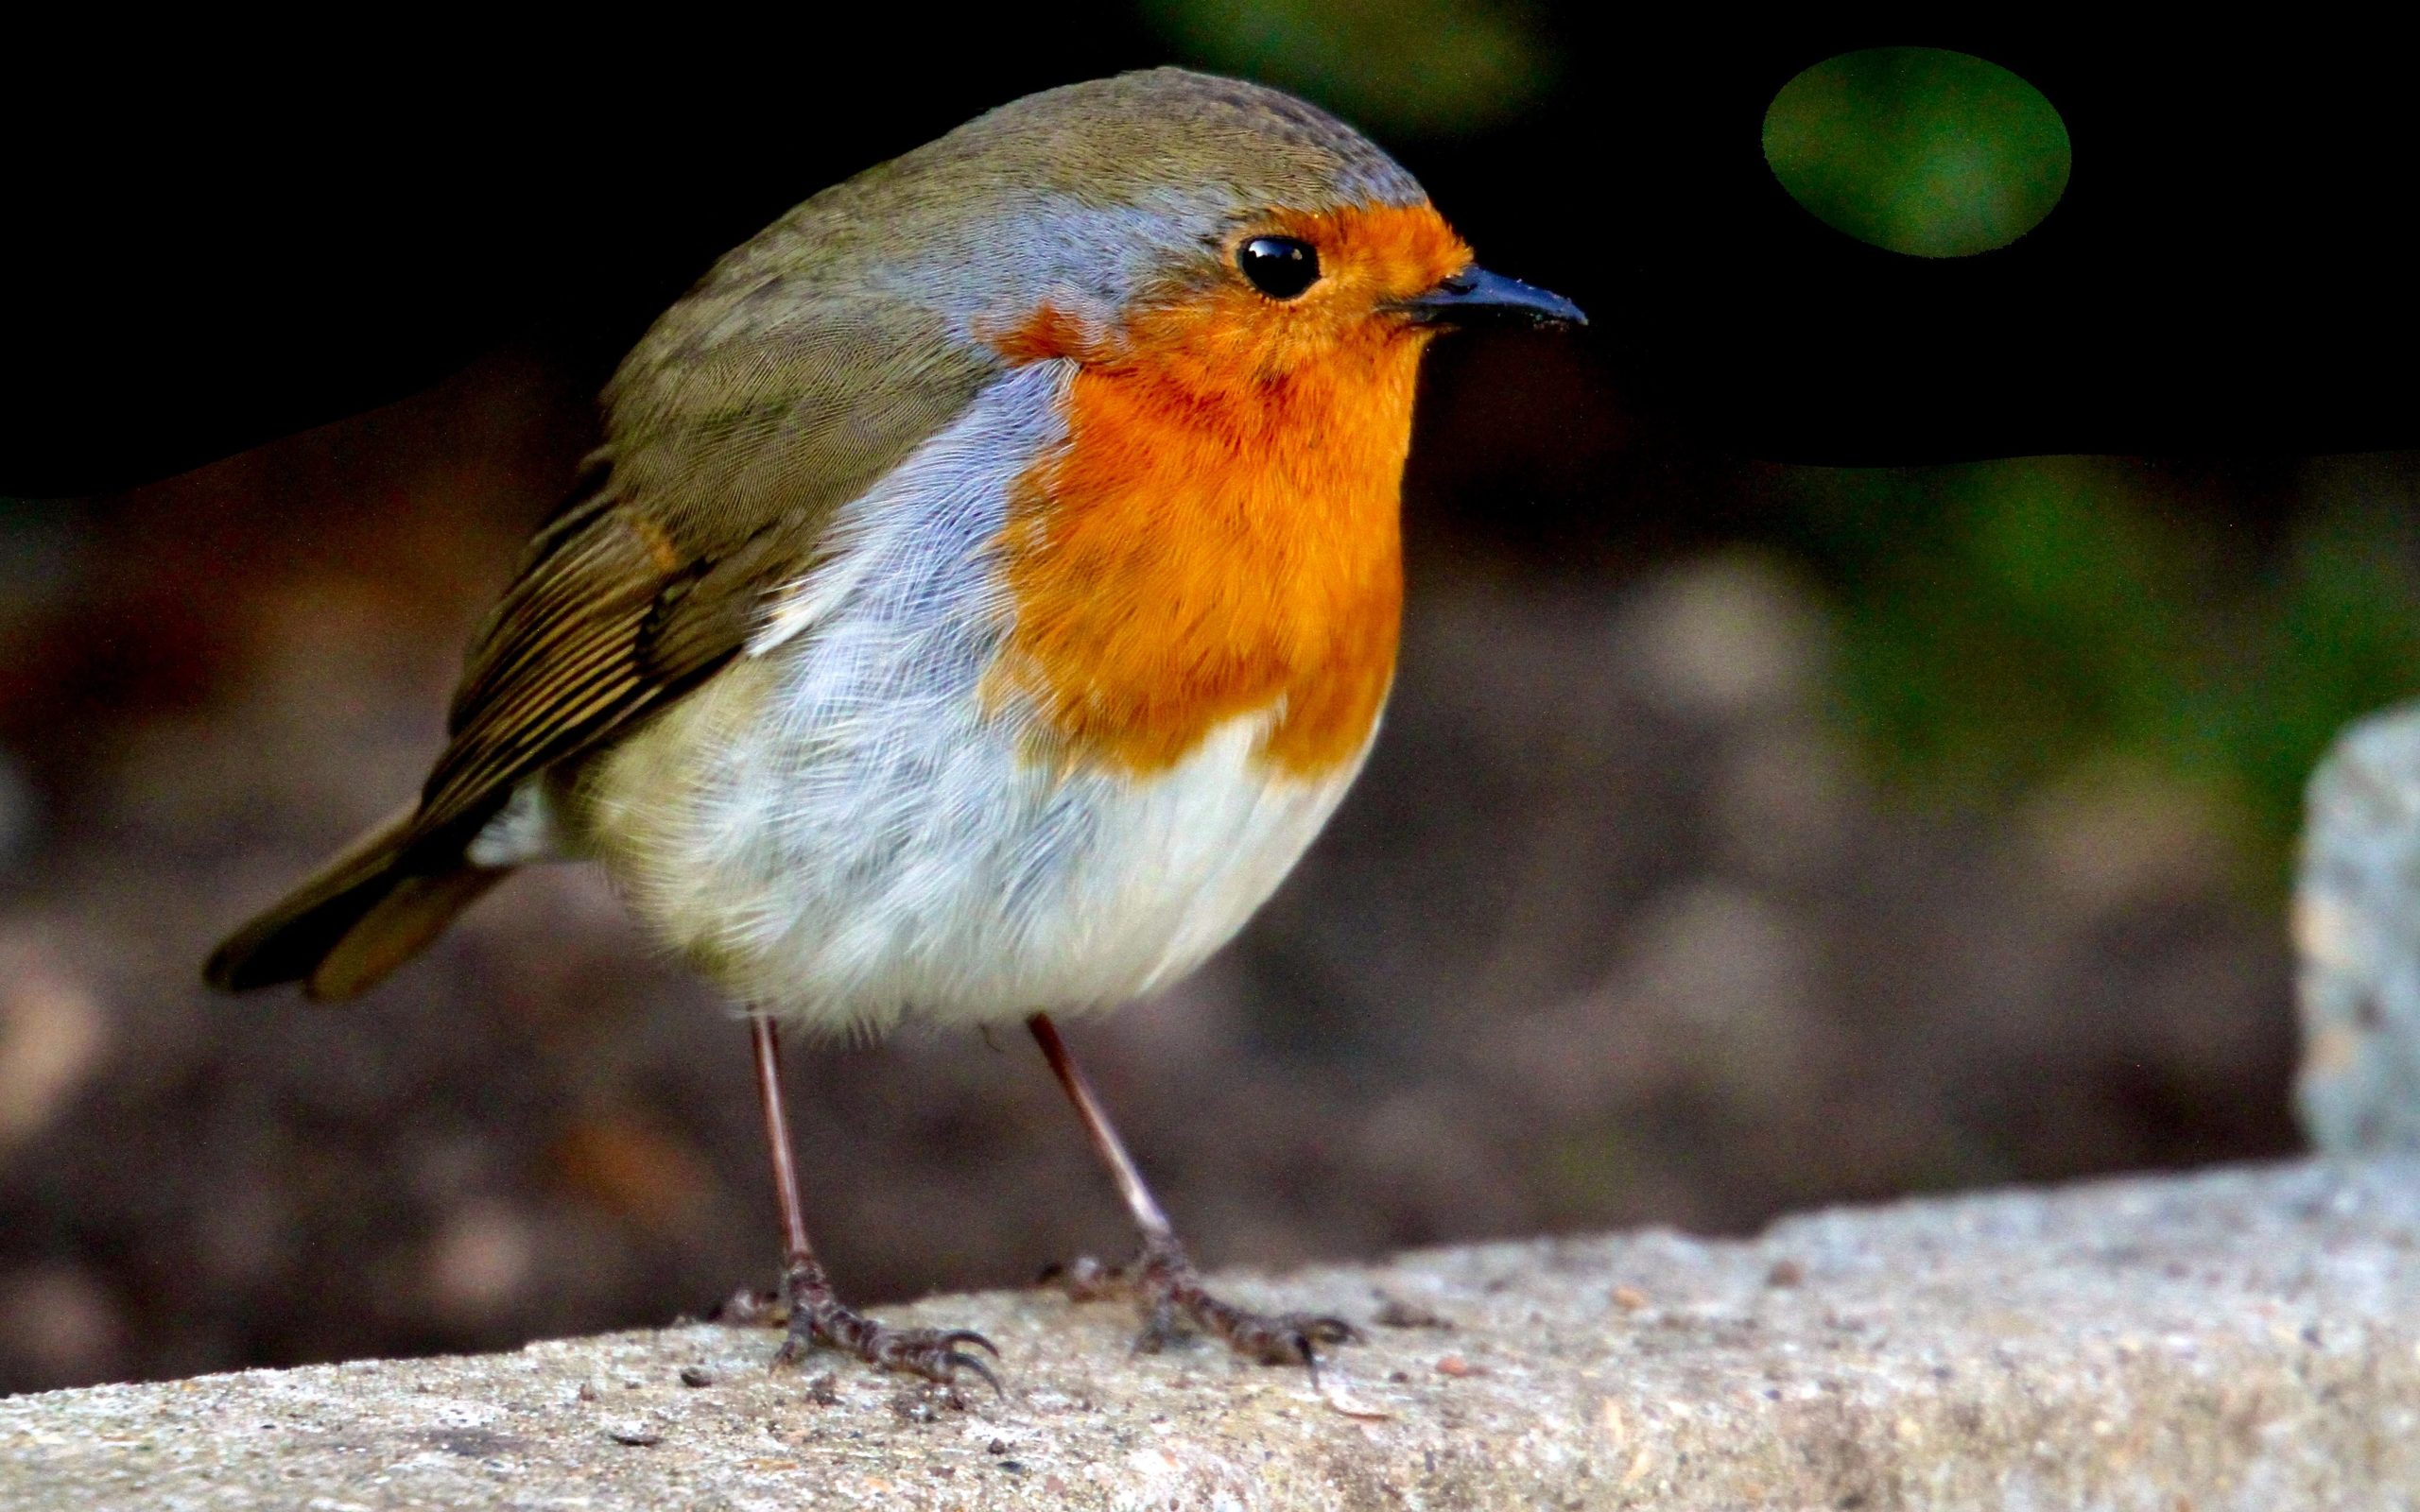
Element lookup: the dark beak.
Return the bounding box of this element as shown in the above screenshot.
[1397,266,1586,331]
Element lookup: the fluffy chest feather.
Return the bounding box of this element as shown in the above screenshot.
[987,290,1419,777]
[575,358,1400,1028]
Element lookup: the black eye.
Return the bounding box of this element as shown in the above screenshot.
[1237,236,1320,300]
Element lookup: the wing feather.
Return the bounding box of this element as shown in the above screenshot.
[394,299,1001,859]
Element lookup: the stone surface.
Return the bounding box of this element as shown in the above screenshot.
[2299,702,2420,1151]
[4,1160,2416,1510]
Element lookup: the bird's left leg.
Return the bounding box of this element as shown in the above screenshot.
[1028,1012,1359,1374]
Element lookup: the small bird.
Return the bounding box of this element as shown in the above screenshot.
[206,67,1582,1388]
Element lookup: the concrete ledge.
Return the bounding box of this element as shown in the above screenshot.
[4,1160,2415,1510]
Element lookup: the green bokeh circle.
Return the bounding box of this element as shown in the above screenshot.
[1764,47,2072,258]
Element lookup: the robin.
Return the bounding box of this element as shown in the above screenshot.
[206,67,1582,1390]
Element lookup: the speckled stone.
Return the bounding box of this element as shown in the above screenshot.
[4,1160,2415,1510]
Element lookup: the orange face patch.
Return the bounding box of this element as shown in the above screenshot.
[988,202,1470,778]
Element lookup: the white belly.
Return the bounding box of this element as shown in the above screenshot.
[581,660,1362,1033]
[563,363,1373,1033]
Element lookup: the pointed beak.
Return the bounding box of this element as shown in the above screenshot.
[1396,266,1586,331]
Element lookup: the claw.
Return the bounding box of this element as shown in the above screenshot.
[944,1350,1005,1399]
[940,1329,1001,1359]
[1302,1315,1360,1347]
[1265,1314,1360,1385]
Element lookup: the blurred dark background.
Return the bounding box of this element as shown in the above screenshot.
[3,10,2415,1392]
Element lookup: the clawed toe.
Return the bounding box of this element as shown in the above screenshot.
[776,1259,1006,1396]
[1065,1236,1360,1377]
[1186,1307,1360,1379]
[780,1315,1005,1396]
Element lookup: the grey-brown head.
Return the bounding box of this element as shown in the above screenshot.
[628,68,1580,394]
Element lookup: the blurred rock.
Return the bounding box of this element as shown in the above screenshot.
[0,1264,124,1387]
[1618,552,1826,720]
[0,933,109,1156]
[1615,883,1822,1108]
[421,1200,539,1328]
[2294,701,2420,1151]
[2022,757,2239,918]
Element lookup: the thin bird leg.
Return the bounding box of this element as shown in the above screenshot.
[752,1013,815,1264]
[1027,1012,1358,1375]
[750,1014,999,1393]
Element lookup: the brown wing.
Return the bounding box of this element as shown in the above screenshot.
[207,285,999,995]
[410,479,764,845]
[417,308,1001,849]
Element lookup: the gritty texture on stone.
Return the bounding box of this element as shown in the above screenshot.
[2298,702,2420,1151]
[4,1160,2416,1510]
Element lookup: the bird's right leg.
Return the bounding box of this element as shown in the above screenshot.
[749,1014,998,1392]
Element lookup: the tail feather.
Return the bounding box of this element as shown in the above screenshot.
[205,807,508,1001]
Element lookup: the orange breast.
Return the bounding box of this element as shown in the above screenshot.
[987,225,1453,779]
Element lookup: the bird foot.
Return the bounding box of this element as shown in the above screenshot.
[772,1256,1000,1396]
[1052,1234,1359,1377]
